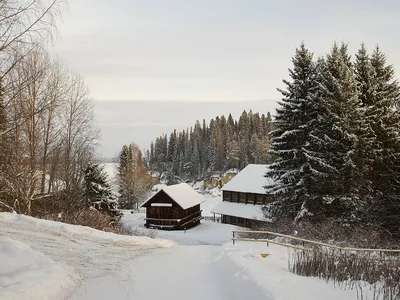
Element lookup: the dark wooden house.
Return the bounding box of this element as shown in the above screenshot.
[211,164,274,227]
[141,183,204,230]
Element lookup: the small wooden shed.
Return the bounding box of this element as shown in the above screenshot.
[141,183,204,230]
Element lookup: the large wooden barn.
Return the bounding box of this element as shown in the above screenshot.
[211,164,274,227]
[141,183,204,230]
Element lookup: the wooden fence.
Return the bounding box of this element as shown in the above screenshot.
[232,230,400,255]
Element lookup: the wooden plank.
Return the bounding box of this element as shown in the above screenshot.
[178,210,202,223]
[144,217,180,222]
[144,210,202,223]
[181,216,204,228]
[148,224,174,229]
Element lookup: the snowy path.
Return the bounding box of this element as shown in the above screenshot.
[0,214,164,300]
[1,212,365,300]
[70,245,271,300]
[0,214,271,300]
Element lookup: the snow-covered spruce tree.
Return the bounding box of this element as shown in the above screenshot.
[191,140,201,178]
[118,144,131,178]
[306,43,367,221]
[225,137,241,170]
[210,120,224,172]
[84,162,118,216]
[238,110,251,169]
[266,43,319,219]
[354,43,381,207]
[366,46,400,234]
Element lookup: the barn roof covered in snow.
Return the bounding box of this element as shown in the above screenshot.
[141,183,204,210]
[221,164,272,194]
[211,201,271,222]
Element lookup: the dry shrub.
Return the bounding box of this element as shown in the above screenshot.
[31,189,121,233]
[120,225,157,239]
[0,203,12,212]
[290,248,400,300]
[42,208,120,233]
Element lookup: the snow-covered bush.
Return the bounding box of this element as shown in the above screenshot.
[84,162,119,217]
[120,225,157,239]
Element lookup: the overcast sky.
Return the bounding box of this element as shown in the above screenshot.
[52,0,400,157]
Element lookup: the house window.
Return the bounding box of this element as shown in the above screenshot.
[223,191,231,201]
[239,193,246,203]
[231,192,238,202]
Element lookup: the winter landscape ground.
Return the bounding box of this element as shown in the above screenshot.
[0,186,373,300]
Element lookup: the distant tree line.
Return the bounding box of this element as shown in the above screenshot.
[267,42,400,236]
[145,111,274,183]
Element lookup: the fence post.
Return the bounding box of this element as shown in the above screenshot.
[266,233,269,247]
[233,231,235,245]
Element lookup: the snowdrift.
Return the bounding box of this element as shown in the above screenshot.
[0,236,76,300]
[0,213,175,248]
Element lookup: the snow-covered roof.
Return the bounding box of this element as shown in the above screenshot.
[211,201,269,221]
[221,164,273,194]
[141,183,204,210]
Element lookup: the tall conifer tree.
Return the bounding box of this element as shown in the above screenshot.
[266,43,319,218]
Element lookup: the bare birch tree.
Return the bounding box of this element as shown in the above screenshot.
[0,0,66,138]
[38,60,67,194]
[60,72,99,194]
[1,51,99,215]
[0,1,101,216]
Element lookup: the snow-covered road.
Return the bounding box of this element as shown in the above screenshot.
[0,213,170,300]
[1,212,366,300]
[70,245,271,300]
[0,214,271,300]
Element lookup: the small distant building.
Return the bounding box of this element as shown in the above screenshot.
[141,183,204,230]
[211,164,274,227]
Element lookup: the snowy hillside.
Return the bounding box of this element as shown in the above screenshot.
[0,236,76,300]
[0,210,374,300]
[0,213,173,300]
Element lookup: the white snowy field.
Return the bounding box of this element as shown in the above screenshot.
[0,188,376,300]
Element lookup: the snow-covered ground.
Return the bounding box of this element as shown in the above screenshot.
[201,188,222,217]
[0,213,173,300]
[0,236,76,300]
[122,212,236,245]
[0,189,373,300]
[226,243,362,300]
[118,194,365,300]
